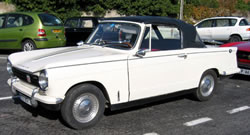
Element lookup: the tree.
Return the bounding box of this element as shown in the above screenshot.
[236,0,250,15]
[11,0,81,21]
[186,0,219,8]
[79,0,178,17]
[218,0,237,15]
[112,0,178,17]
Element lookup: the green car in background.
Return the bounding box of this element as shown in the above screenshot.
[0,12,66,51]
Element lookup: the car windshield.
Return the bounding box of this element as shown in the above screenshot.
[87,22,140,50]
[38,13,62,26]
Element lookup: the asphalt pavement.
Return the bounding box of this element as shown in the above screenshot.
[0,52,250,135]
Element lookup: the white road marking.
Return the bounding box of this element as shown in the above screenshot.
[184,117,213,126]
[0,57,7,60]
[0,96,18,101]
[144,132,159,135]
[226,106,250,114]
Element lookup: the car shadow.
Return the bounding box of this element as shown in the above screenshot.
[12,91,192,129]
[13,98,70,128]
[0,50,20,55]
[230,74,250,81]
[105,91,193,116]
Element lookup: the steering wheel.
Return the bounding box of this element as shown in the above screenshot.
[121,42,132,48]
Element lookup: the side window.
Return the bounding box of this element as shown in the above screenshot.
[239,19,249,26]
[215,19,230,27]
[198,20,212,28]
[230,19,237,26]
[140,25,182,51]
[151,25,181,51]
[64,18,79,28]
[0,15,5,28]
[6,14,23,28]
[22,15,34,26]
[157,26,180,39]
[80,19,94,28]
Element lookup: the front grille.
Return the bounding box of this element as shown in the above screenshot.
[237,51,250,60]
[12,67,39,87]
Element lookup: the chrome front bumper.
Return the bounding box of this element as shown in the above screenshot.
[8,77,63,107]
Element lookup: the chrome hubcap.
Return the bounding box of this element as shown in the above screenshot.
[72,93,99,123]
[200,75,214,97]
[23,42,34,51]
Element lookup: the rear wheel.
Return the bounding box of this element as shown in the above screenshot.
[61,84,105,129]
[22,40,37,51]
[229,35,241,43]
[193,70,217,101]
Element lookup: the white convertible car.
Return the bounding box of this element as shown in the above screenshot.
[7,16,240,129]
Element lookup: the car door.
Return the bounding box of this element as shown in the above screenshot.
[78,18,97,42]
[211,19,232,40]
[128,24,190,101]
[64,18,80,45]
[196,20,213,40]
[65,17,97,46]
[0,14,24,49]
[0,14,7,48]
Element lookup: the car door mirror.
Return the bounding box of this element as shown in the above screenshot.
[136,49,146,57]
[77,40,84,46]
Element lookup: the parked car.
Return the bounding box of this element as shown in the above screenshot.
[64,17,99,46]
[7,16,239,129]
[220,41,250,76]
[194,17,250,43]
[0,12,66,51]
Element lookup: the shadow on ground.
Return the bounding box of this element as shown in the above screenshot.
[230,74,250,81]
[12,90,193,129]
[0,50,20,55]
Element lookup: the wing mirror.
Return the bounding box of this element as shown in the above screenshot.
[136,49,146,57]
[77,40,84,46]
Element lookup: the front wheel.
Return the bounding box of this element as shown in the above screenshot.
[61,84,105,129]
[193,70,217,101]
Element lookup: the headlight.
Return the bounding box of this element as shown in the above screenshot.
[7,61,13,76]
[39,70,48,91]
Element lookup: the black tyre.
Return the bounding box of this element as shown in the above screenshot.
[61,84,105,129]
[229,35,241,43]
[193,70,217,101]
[22,40,37,51]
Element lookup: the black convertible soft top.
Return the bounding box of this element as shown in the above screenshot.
[103,16,205,48]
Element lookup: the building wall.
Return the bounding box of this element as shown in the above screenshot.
[0,2,15,13]
[82,10,123,18]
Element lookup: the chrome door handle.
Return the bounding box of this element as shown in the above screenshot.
[178,54,187,59]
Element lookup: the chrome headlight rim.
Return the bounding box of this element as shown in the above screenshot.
[7,60,14,76]
[39,70,48,91]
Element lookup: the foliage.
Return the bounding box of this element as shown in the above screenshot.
[112,0,179,16]
[0,0,12,3]
[184,0,250,24]
[183,4,227,24]
[218,0,237,14]
[78,0,178,17]
[11,0,81,21]
[236,0,250,15]
[78,0,113,16]
[186,0,219,8]
[6,0,250,25]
